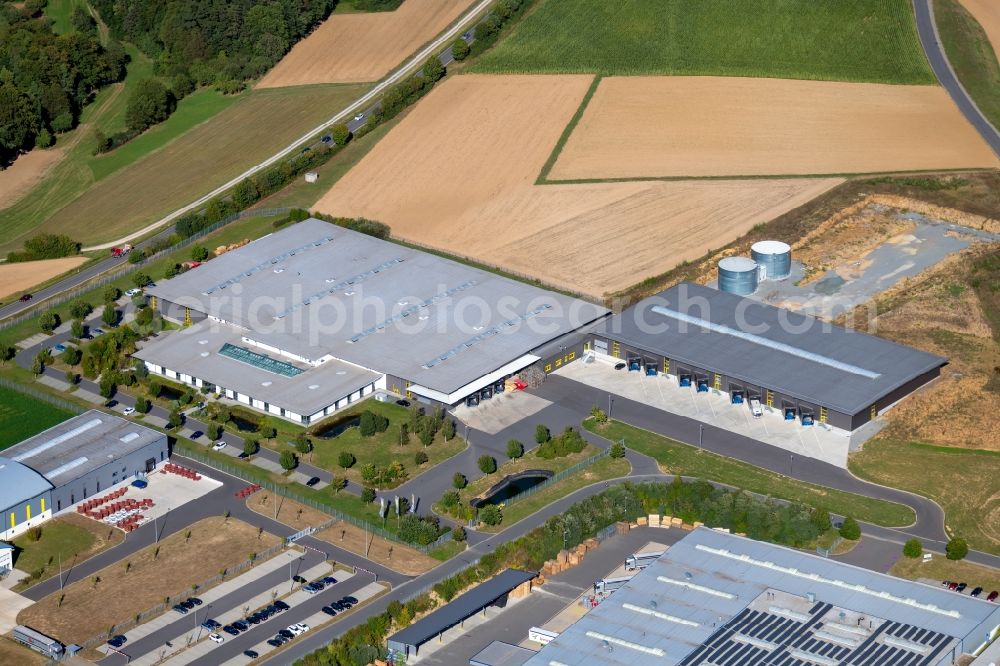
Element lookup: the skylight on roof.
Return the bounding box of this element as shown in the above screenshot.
[13,418,102,462]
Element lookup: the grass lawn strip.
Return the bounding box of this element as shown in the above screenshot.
[12,513,124,591]
[472,0,933,84]
[936,0,1000,132]
[586,420,915,528]
[0,384,75,448]
[850,439,1000,555]
[889,554,1000,594]
[245,492,443,575]
[16,516,282,646]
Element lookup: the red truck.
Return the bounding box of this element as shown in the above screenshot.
[111,244,133,257]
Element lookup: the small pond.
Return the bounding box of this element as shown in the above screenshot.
[159,385,185,401]
[470,470,554,508]
[229,414,260,432]
[312,415,361,439]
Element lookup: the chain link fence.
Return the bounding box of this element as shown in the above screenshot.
[0,377,85,414]
[79,540,286,650]
[0,208,289,332]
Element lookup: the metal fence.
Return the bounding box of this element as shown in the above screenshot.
[80,540,286,650]
[0,377,85,415]
[175,445,444,554]
[502,448,612,507]
[0,208,289,332]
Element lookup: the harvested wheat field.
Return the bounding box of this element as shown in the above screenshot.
[247,492,441,575]
[961,0,1000,58]
[0,257,88,301]
[258,0,472,87]
[0,148,64,209]
[549,77,999,180]
[315,75,841,297]
[17,517,281,646]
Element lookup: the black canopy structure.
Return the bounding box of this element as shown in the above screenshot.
[387,569,536,658]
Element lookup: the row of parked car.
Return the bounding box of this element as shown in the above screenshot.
[266,622,311,647]
[942,580,998,601]
[171,597,203,614]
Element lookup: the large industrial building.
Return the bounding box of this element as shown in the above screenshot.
[589,283,946,432]
[135,219,608,424]
[0,411,167,540]
[502,529,1000,666]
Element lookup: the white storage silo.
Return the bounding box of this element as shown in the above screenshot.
[718,257,759,295]
[751,240,792,280]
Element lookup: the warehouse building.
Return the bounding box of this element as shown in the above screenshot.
[136,219,608,424]
[0,411,167,539]
[590,283,946,432]
[516,528,1000,666]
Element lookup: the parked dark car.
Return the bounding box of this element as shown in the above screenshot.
[223,625,239,636]
[323,576,338,585]
[107,635,127,648]
[244,650,259,659]
[321,606,337,616]
[246,614,261,624]
[971,586,983,597]
[274,600,290,610]
[948,581,959,590]
[321,135,332,144]
[956,582,968,593]
[172,604,189,614]
[201,619,220,630]
[614,361,627,370]
[188,597,202,606]
[292,575,307,584]
[233,620,249,632]
[309,580,325,590]
[395,398,410,407]
[306,476,321,487]
[988,590,998,602]
[343,595,358,604]
[278,629,294,639]
[267,639,283,648]
[19,293,32,302]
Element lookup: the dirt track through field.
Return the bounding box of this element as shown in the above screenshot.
[549,77,1000,180]
[0,257,89,301]
[0,148,65,209]
[257,0,472,87]
[960,0,1000,61]
[314,75,841,297]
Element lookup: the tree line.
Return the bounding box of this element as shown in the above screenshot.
[0,1,126,165]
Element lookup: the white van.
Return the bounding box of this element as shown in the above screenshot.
[749,399,763,418]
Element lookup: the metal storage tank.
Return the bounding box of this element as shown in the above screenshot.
[751,240,792,280]
[718,257,759,295]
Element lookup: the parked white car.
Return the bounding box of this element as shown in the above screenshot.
[209,633,224,644]
[212,440,227,451]
[122,407,135,416]
[124,288,142,297]
[749,399,763,418]
[295,623,310,633]
[287,624,304,636]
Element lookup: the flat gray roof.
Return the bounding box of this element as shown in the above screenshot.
[5,411,163,485]
[604,283,946,415]
[470,641,536,666]
[147,219,608,394]
[0,456,52,512]
[526,528,1000,666]
[134,321,381,416]
[389,569,536,652]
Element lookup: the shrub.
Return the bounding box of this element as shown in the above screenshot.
[278,450,297,471]
[442,418,456,440]
[609,441,626,458]
[440,490,461,508]
[414,450,429,465]
[902,538,923,559]
[36,128,53,147]
[478,455,497,475]
[536,426,587,459]
[946,537,968,561]
[101,304,118,327]
[39,311,59,333]
[810,507,831,532]
[506,439,524,460]
[361,487,376,503]
[535,424,550,444]
[135,397,149,414]
[590,406,608,423]
[244,439,259,457]
[839,516,861,541]
[26,526,42,542]
[126,79,176,133]
[207,423,223,441]
[359,411,376,437]
[452,526,466,542]
[7,233,79,262]
[338,451,356,469]
[69,300,93,319]
[103,286,121,302]
[398,514,443,545]
[453,472,467,489]
[479,504,502,526]
[331,123,350,146]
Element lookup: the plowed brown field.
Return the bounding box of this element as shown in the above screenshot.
[549,77,1000,180]
[257,0,472,87]
[960,0,1000,58]
[0,147,64,208]
[314,75,841,297]
[0,257,88,301]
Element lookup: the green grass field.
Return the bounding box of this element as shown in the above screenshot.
[0,386,74,449]
[585,420,916,528]
[472,0,934,83]
[850,439,1000,555]
[0,83,368,254]
[44,0,91,34]
[937,0,1000,132]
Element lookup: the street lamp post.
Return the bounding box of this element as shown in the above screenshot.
[608,394,613,418]
[698,424,704,451]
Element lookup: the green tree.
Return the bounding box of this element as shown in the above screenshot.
[452,472,467,489]
[69,300,93,319]
[126,79,176,132]
[479,504,502,526]
[590,405,608,423]
[260,425,277,441]
[31,357,43,375]
[902,538,923,558]
[99,375,116,398]
[839,516,861,541]
[609,441,626,458]
[279,450,297,471]
[414,450,428,465]
[148,379,161,398]
[451,525,466,542]
[64,370,77,385]
[506,439,524,460]
[39,311,59,333]
[399,423,409,446]
[207,423,223,441]
[451,38,470,61]
[103,286,121,302]
[423,56,445,82]
[135,397,149,414]
[442,418,456,441]
[535,424,550,444]
[167,410,183,429]
[361,487,376,503]
[331,123,350,146]
[243,438,259,459]
[190,246,210,262]
[71,319,85,338]
[478,455,496,475]
[810,507,831,532]
[338,451,356,469]
[232,179,260,208]
[295,436,312,455]
[0,81,38,155]
[132,272,153,288]
[945,537,968,561]
[359,411,376,437]
[101,304,118,327]
[61,347,82,366]
[0,346,16,363]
